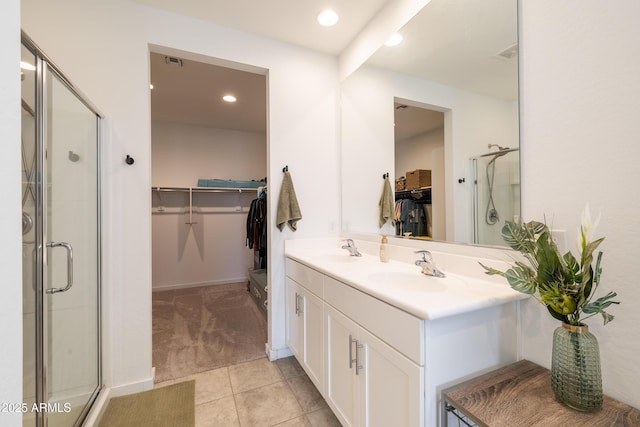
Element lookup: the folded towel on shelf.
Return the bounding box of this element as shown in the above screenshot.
[379,176,395,228]
[277,171,302,231]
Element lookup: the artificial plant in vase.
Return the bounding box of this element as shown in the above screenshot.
[480,206,619,412]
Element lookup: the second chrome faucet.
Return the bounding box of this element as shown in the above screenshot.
[341,239,362,257]
[415,250,446,277]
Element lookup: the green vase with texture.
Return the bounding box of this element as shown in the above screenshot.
[551,322,603,412]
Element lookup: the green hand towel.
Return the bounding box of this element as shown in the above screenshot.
[277,171,302,231]
[379,177,395,228]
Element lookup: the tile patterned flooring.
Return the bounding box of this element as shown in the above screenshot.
[155,356,342,427]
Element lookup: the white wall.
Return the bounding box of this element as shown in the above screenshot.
[20,0,340,398]
[151,120,266,290]
[520,0,640,408]
[0,0,23,425]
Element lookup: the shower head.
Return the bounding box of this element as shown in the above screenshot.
[488,144,510,151]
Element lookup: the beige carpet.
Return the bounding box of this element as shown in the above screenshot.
[99,380,195,427]
[152,283,267,383]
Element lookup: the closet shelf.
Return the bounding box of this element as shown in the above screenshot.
[152,186,261,194]
[152,186,261,225]
[395,186,432,194]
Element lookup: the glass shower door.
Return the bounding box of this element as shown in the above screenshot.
[42,65,101,427]
[22,34,101,427]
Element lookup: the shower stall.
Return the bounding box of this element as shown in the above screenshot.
[21,33,102,426]
[472,146,520,246]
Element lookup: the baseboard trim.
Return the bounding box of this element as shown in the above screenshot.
[265,343,292,361]
[107,376,155,398]
[82,387,111,426]
[152,277,248,292]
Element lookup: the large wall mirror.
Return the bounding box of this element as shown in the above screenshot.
[341,0,519,247]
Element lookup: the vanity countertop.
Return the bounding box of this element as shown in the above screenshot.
[285,243,527,321]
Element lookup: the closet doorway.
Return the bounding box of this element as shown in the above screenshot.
[149,49,268,383]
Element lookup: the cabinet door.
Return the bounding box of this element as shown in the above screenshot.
[325,305,359,427]
[302,289,324,392]
[285,278,303,360]
[358,327,424,427]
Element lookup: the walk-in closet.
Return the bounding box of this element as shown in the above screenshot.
[149,50,268,382]
[393,101,444,240]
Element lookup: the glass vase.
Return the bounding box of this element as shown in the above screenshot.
[551,322,603,412]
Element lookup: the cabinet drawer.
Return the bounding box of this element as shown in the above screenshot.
[324,275,424,365]
[248,269,267,318]
[285,258,324,298]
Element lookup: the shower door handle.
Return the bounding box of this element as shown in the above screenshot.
[46,241,74,294]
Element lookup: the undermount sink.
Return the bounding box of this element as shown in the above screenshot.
[317,253,362,263]
[366,271,462,292]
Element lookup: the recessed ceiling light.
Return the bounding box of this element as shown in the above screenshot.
[223,95,237,103]
[317,10,339,27]
[384,33,403,47]
[20,61,36,71]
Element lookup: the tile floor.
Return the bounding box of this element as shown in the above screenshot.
[155,356,342,427]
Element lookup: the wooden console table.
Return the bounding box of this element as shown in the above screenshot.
[442,359,640,426]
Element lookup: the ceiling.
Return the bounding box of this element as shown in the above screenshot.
[145,0,390,132]
[145,0,517,134]
[135,0,389,55]
[150,53,267,132]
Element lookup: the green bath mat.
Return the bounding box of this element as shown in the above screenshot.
[98,380,195,427]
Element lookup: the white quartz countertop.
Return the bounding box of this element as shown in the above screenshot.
[285,246,527,320]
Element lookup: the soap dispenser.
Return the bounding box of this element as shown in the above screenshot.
[380,234,389,263]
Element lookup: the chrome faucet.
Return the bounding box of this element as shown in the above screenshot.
[415,250,446,277]
[341,239,362,257]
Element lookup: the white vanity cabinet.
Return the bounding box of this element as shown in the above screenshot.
[325,304,423,427]
[285,260,325,392]
[286,258,424,427]
[285,252,519,427]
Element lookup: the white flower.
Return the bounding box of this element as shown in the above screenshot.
[577,203,601,253]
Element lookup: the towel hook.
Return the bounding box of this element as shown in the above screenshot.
[283,165,289,173]
[382,172,389,179]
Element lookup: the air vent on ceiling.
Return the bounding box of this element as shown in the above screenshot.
[164,56,184,67]
[495,43,518,61]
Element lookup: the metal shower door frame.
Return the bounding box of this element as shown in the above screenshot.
[22,31,104,427]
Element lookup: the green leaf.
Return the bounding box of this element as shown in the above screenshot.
[479,262,506,277]
[582,291,620,313]
[563,251,580,283]
[581,237,605,274]
[535,229,565,285]
[601,311,615,325]
[546,304,568,323]
[501,221,546,255]
[504,265,537,294]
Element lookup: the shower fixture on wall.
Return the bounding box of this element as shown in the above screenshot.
[485,144,510,225]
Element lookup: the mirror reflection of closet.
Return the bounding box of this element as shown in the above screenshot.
[340,0,519,247]
[394,100,445,241]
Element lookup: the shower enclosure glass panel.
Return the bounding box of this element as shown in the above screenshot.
[22,34,101,427]
[22,41,38,427]
[472,149,520,246]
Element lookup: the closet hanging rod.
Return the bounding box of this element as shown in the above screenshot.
[152,186,259,194]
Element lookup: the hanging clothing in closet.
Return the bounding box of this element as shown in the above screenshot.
[246,188,267,269]
[395,193,431,238]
